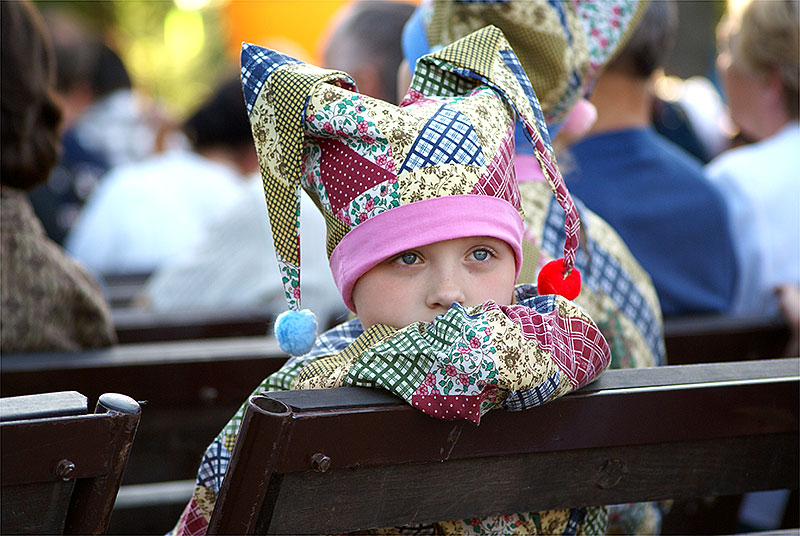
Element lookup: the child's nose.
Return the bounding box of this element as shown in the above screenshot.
[426,273,466,310]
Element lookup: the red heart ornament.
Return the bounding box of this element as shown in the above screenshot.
[537,258,581,300]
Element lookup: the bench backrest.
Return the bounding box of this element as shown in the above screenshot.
[664,314,791,364]
[208,358,799,535]
[0,338,287,485]
[112,307,274,344]
[1,391,141,534]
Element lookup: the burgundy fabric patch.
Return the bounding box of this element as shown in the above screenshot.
[410,393,483,423]
[471,124,521,211]
[318,137,395,215]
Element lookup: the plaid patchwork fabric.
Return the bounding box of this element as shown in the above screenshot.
[471,123,521,211]
[501,298,609,389]
[541,197,665,365]
[584,506,610,536]
[170,285,613,535]
[410,57,477,98]
[345,337,436,399]
[563,507,586,536]
[172,498,209,536]
[196,439,230,493]
[240,43,300,116]
[399,105,486,173]
[499,49,553,155]
[294,323,395,385]
[503,370,560,410]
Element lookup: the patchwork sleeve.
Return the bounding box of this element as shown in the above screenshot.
[298,294,610,424]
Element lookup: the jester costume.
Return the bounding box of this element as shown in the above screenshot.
[172,23,639,536]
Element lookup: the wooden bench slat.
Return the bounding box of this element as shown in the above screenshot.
[0,391,87,422]
[267,434,796,534]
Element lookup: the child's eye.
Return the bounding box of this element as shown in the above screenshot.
[397,252,419,265]
[471,248,492,261]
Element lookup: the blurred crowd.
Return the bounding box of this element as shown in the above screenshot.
[2,0,798,349]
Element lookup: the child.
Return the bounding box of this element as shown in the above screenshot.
[172,26,610,536]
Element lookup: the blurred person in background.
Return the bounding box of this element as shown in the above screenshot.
[65,77,256,277]
[323,0,415,103]
[28,7,178,245]
[707,0,799,319]
[1,0,116,353]
[561,0,738,317]
[139,1,414,325]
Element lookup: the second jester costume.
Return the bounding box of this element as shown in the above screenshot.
[173,26,617,536]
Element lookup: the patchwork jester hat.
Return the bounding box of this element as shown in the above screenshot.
[403,0,648,133]
[241,26,582,355]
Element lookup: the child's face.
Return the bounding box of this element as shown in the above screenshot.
[351,236,517,329]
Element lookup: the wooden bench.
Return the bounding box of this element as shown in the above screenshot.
[664,314,791,364]
[208,358,799,534]
[0,337,288,487]
[112,306,274,344]
[1,391,141,534]
[1,324,793,533]
[102,272,152,309]
[108,308,792,360]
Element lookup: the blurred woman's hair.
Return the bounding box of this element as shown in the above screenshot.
[1,0,63,190]
[719,0,799,119]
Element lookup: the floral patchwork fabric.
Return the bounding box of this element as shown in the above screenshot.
[169,284,612,535]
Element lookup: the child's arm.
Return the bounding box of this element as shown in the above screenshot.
[295,294,610,424]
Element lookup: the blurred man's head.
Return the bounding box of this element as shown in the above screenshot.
[322,1,415,103]
[603,0,677,79]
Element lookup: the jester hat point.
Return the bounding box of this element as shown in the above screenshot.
[241,26,581,355]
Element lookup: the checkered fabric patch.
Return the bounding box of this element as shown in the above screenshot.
[431,23,502,81]
[175,498,209,536]
[240,43,300,116]
[564,507,587,536]
[471,123,521,212]
[411,58,476,98]
[321,205,350,257]
[585,506,610,536]
[346,338,434,399]
[196,439,230,493]
[220,398,249,441]
[295,323,396,384]
[541,198,665,364]
[347,313,466,398]
[266,317,365,389]
[503,299,609,389]
[499,49,553,155]
[293,354,349,384]
[399,105,486,173]
[502,370,560,410]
